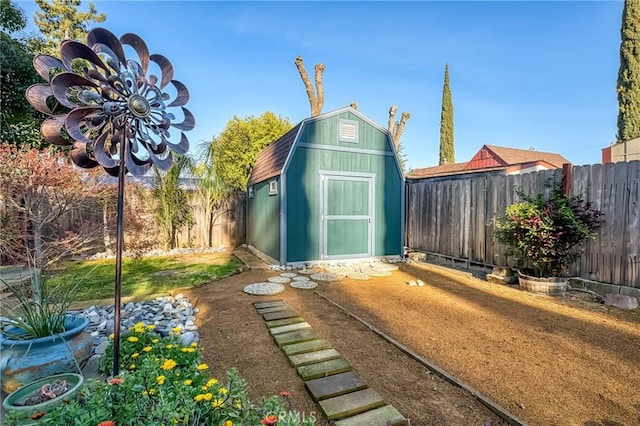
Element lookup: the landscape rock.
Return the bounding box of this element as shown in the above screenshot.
[604,294,639,310]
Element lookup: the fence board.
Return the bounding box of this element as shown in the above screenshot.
[406,162,640,289]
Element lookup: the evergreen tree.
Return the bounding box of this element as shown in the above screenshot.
[617,0,640,142]
[32,0,105,56]
[0,0,46,148]
[439,63,455,165]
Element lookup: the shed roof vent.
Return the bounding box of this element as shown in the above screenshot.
[339,119,359,143]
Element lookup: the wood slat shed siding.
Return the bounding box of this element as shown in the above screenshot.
[298,111,392,152]
[285,113,402,263]
[406,162,640,288]
[247,178,280,261]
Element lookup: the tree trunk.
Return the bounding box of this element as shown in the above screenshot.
[295,56,324,117]
[102,200,112,255]
[388,105,411,149]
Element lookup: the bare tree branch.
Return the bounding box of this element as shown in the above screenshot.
[295,56,325,117]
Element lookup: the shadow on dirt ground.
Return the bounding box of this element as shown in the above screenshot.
[184,258,640,426]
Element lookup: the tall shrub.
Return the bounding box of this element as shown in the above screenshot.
[439,64,454,165]
[617,0,640,142]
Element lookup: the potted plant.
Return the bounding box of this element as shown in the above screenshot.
[0,276,92,394]
[493,183,603,294]
[2,372,84,424]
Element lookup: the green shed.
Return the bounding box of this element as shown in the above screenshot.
[247,106,404,265]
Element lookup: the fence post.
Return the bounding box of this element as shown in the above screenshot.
[562,163,573,195]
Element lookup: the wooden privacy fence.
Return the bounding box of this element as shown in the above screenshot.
[405,161,640,289]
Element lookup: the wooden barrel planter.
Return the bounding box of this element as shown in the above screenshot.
[517,271,568,295]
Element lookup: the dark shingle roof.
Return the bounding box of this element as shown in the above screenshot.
[248,123,301,186]
[407,162,470,179]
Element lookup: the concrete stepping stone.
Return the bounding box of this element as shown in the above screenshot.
[311,272,344,282]
[347,272,371,280]
[257,305,292,314]
[274,329,318,347]
[263,310,299,321]
[253,300,286,309]
[288,348,341,367]
[292,276,310,281]
[297,269,317,275]
[269,322,312,335]
[290,281,318,289]
[282,339,331,356]
[297,358,352,381]
[265,317,305,328]
[334,405,408,426]
[304,371,367,401]
[268,276,291,283]
[280,272,298,278]
[244,282,285,295]
[318,388,386,420]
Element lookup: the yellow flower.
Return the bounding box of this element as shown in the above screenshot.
[172,326,181,333]
[206,378,218,387]
[223,421,233,426]
[211,398,224,409]
[194,393,212,402]
[141,390,148,396]
[181,348,189,353]
[127,336,139,343]
[234,402,242,409]
[108,333,115,339]
[166,344,174,349]
[131,352,139,359]
[161,359,177,370]
[218,387,228,395]
[196,363,209,371]
[156,375,166,385]
[134,322,145,333]
[129,364,136,369]
[143,346,152,352]
[146,324,155,330]
[183,379,193,386]
[152,338,159,344]
[201,385,208,391]
[149,388,156,395]
[190,342,198,347]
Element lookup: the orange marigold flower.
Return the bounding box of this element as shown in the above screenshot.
[97,421,116,426]
[107,378,124,385]
[261,415,278,426]
[280,390,290,398]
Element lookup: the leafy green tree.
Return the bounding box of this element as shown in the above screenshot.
[439,63,455,165]
[32,0,105,56]
[617,0,640,142]
[152,155,193,250]
[0,0,46,148]
[204,112,293,193]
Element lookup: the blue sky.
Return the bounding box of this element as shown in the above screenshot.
[16,0,624,169]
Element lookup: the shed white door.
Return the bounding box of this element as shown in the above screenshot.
[320,174,374,260]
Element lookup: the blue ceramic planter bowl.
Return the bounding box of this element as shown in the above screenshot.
[0,315,92,394]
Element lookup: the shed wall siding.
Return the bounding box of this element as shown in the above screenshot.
[298,111,392,152]
[247,178,280,261]
[285,114,402,263]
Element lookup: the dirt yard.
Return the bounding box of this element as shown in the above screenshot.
[184,259,640,426]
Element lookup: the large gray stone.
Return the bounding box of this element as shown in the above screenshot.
[604,294,638,310]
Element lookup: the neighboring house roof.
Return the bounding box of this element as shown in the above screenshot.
[407,144,570,180]
[481,145,569,169]
[248,123,301,186]
[407,162,470,179]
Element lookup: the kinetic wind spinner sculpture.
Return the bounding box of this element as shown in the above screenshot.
[26,27,195,374]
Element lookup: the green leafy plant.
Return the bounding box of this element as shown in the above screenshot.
[2,324,316,425]
[493,183,603,277]
[0,275,81,340]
